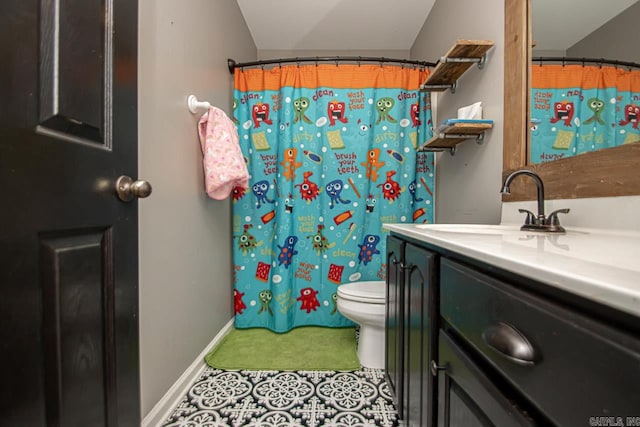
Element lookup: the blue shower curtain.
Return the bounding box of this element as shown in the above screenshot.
[231,64,434,332]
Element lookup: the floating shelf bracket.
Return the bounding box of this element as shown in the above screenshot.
[419,39,494,93]
[418,146,458,156]
[418,121,492,155]
[437,132,485,144]
[438,53,488,69]
[421,81,457,93]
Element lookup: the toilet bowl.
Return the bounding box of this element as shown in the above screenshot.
[336,281,386,369]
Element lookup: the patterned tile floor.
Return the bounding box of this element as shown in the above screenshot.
[162,367,400,426]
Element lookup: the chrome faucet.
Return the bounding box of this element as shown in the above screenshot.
[501,169,570,233]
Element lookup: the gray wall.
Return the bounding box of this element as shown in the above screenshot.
[568,2,640,63]
[532,49,567,57]
[258,49,410,60]
[138,0,256,416]
[410,0,505,224]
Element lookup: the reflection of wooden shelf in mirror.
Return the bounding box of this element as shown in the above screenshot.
[420,122,493,151]
[421,40,494,91]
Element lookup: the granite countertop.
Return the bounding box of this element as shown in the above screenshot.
[383,223,640,317]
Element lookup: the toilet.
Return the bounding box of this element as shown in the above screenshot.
[336,281,386,369]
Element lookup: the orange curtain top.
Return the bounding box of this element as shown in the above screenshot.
[234,64,430,92]
[532,64,640,91]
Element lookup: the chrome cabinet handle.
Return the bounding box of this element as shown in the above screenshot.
[390,256,413,270]
[481,322,537,366]
[116,175,153,202]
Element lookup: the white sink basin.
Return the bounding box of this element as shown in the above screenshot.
[414,224,521,235]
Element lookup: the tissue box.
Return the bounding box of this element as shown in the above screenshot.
[458,102,483,120]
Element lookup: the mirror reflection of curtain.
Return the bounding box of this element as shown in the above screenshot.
[530,64,640,164]
[231,64,435,332]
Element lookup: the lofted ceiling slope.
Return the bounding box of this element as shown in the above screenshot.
[235,0,436,51]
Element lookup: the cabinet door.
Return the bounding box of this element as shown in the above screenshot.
[437,332,536,427]
[440,259,640,425]
[403,243,438,427]
[385,235,404,415]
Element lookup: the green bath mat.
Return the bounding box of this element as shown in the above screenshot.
[205,326,360,371]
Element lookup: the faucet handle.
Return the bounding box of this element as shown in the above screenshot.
[546,208,570,226]
[518,209,536,225]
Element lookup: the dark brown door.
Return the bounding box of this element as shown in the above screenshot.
[0,0,140,425]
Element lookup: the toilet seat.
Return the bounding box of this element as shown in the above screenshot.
[337,281,386,304]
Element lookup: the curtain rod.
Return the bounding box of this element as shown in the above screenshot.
[227,56,436,74]
[533,56,640,70]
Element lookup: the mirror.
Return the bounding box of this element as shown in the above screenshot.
[530,1,640,164]
[532,1,638,62]
[503,0,640,201]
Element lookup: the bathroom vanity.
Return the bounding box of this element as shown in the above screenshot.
[383,223,640,427]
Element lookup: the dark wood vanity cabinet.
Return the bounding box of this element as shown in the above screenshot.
[385,233,640,427]
[439,258,640,426]
[385,236,438,427]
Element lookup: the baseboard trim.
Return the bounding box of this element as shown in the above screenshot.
[142,318,234,427]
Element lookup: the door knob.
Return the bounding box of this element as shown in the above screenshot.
[430,360,447,377]
[116,175,152,202]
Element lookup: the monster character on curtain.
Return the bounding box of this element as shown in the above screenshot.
[530,64,640,164]
[231,64,435,332]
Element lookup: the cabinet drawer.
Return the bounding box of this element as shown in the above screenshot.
[440,259,640,426]
[438,331,536,427]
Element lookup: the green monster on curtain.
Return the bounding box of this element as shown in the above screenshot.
[231,64,434,332]
[530,64,640,163]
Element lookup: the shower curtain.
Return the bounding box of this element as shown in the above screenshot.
[231,64,434,332]
[530,64,640,163]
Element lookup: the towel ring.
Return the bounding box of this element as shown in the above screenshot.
[187,95,211,114]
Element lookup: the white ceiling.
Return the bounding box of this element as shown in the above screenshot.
[235,0,436,50]
[236,0,637,53]
[532,0,637,51]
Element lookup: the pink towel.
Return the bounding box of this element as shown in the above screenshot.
[198,106,249,200]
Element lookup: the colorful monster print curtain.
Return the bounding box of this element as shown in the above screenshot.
[231,64,435,332]
[530,64,640,163]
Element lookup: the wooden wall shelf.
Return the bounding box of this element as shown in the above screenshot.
[421,40,494,92]
[420,122,493,153]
